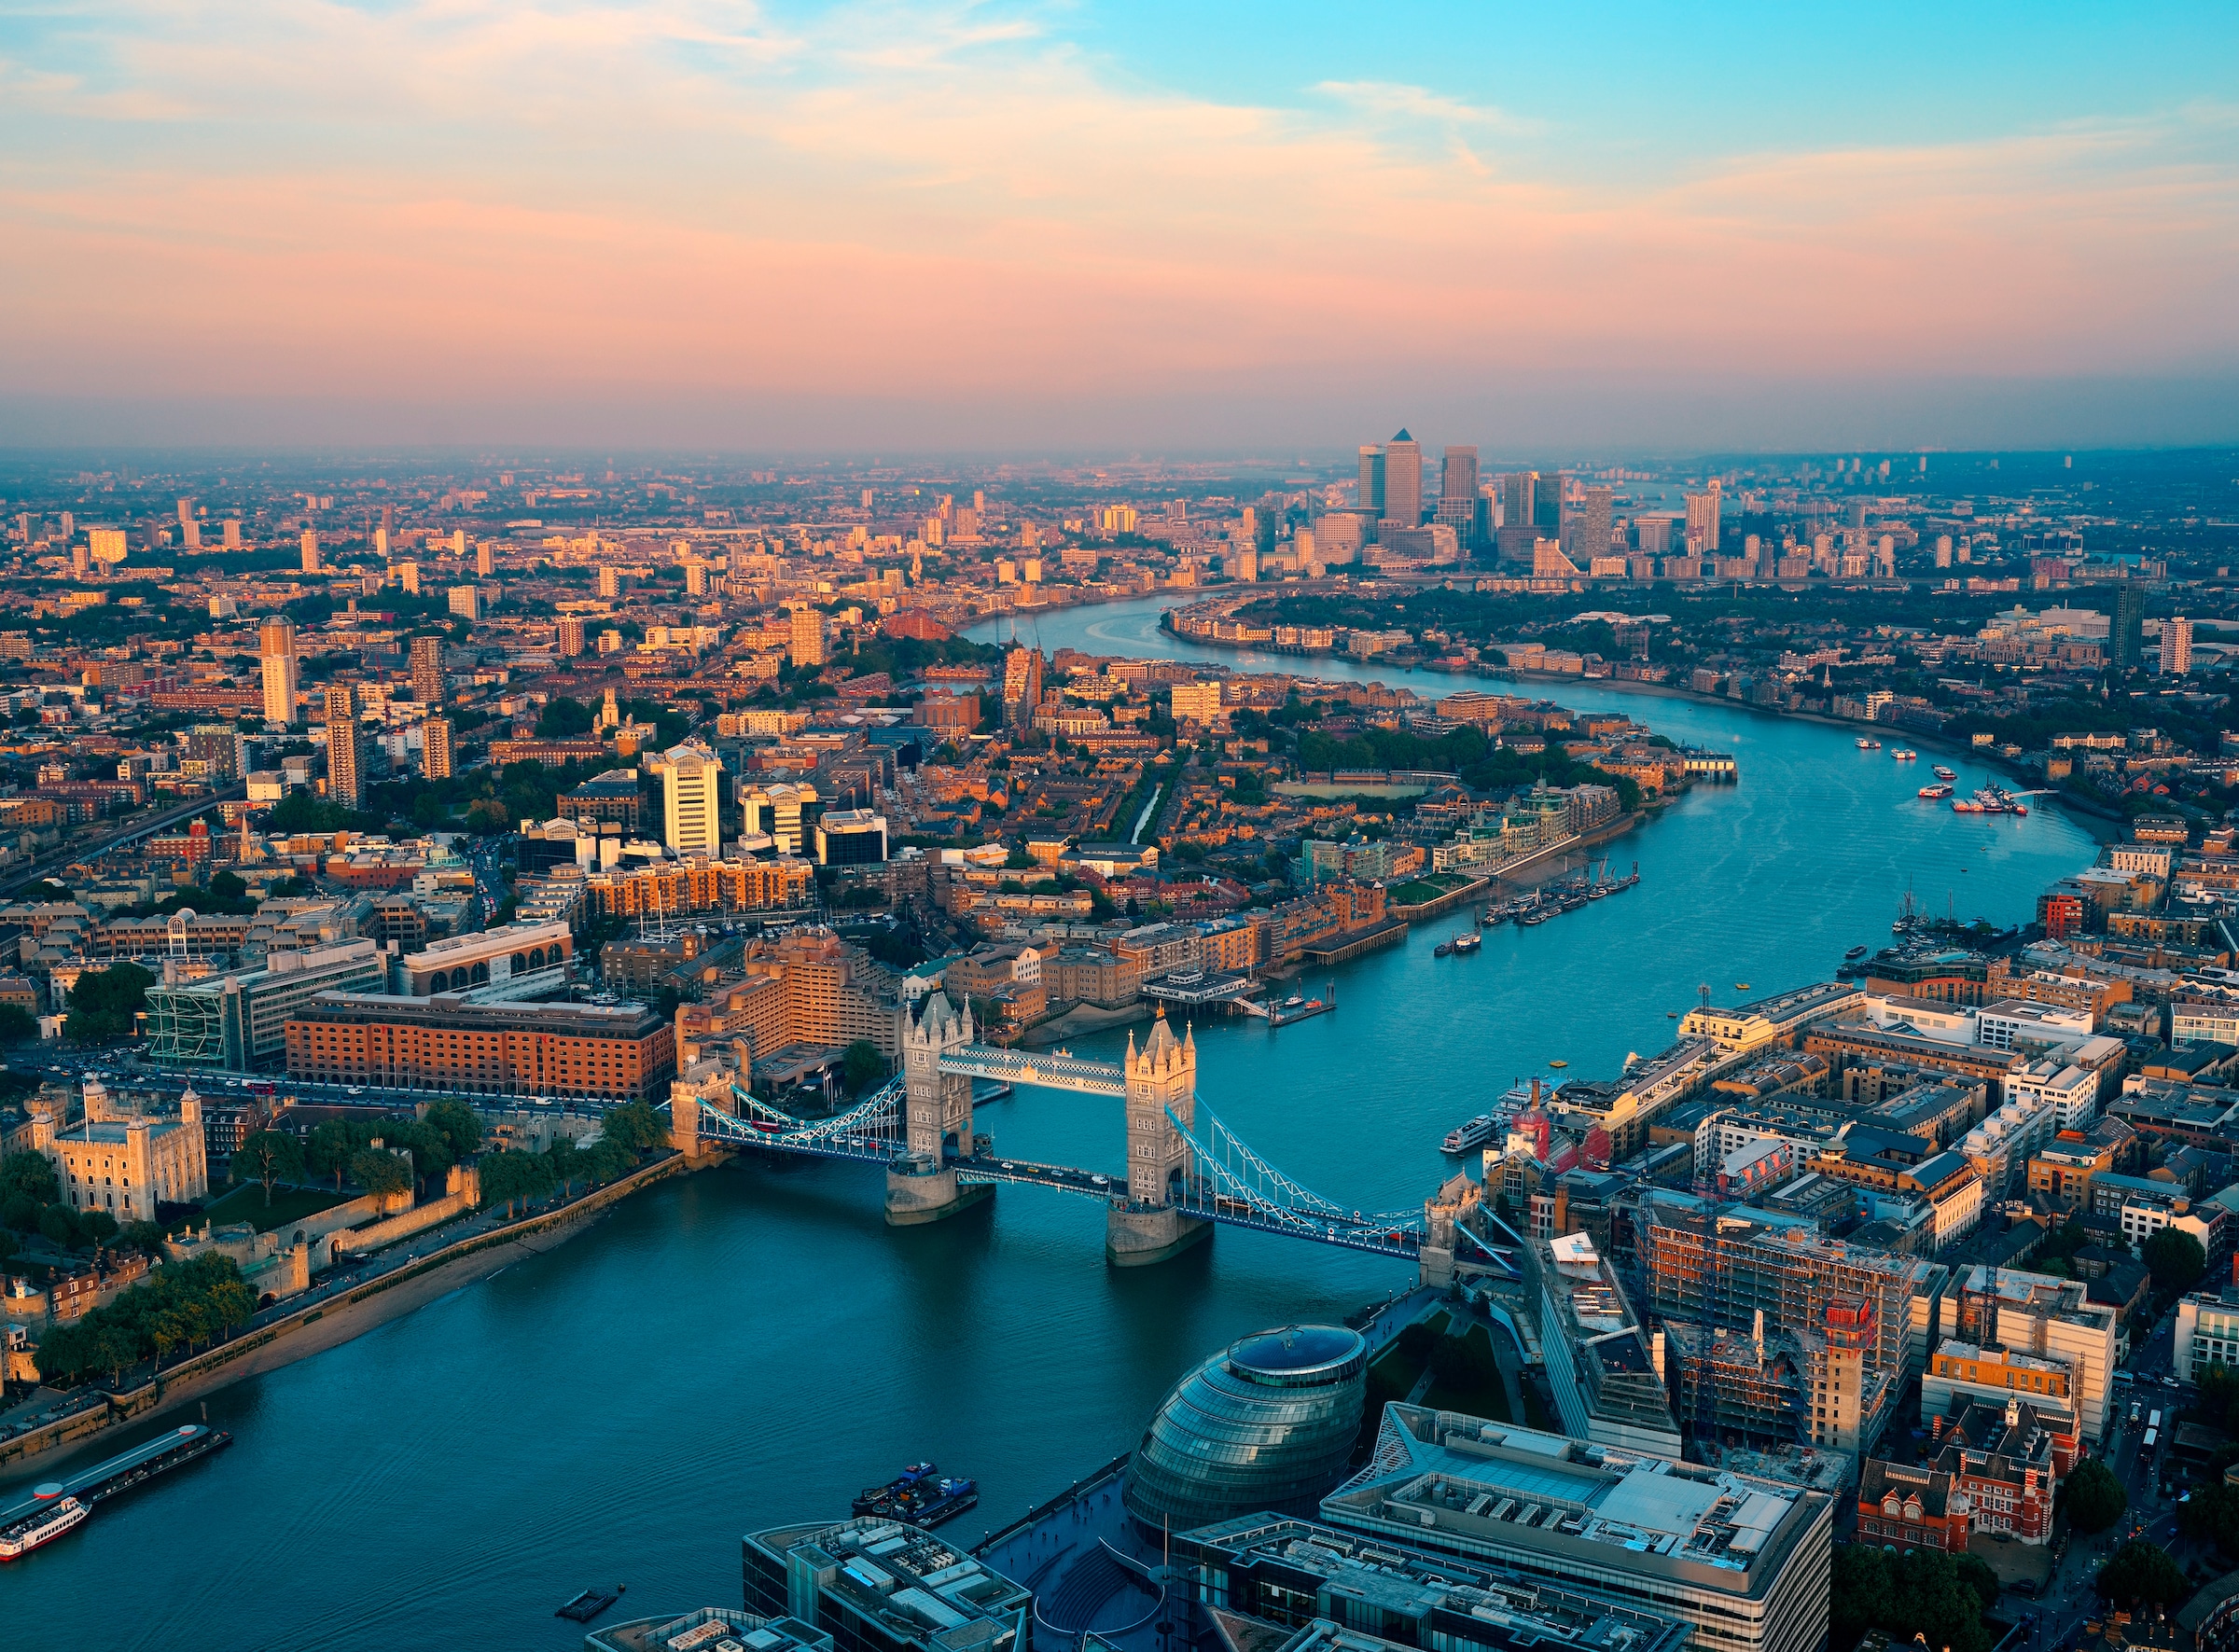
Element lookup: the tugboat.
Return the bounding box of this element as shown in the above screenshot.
[1892,748,1917,760]
[1855,737,1882,750]
[1434,939,1453,958]
[852,1463,979,1528]
[0,1493,87,1562]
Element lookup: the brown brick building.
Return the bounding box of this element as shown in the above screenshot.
[285,993,674,1102]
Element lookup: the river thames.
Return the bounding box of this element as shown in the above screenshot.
[9,595,2099,1650]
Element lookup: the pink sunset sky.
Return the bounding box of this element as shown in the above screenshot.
[3,1,2235,451]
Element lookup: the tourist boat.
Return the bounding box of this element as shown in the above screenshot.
[1442,1115,1496,1153]
[0,1494,87,1562]
[1844,945,1869,961]
[1855,738,1882,750]
[1918,784,1954,799]
[852,1463,979,1528]
[1892,749,1918,760]
[1932,766,1957,781]
[1451,931,1481,953]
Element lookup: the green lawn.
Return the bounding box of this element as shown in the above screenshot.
[201,1181,355,1234]
[1387,881,1444,906]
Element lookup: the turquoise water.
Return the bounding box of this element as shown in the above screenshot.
[6,596,2097,1651]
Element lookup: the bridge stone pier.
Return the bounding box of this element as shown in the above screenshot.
[1417,1172,1481,1287]
[885,991,995,1227]
[1106,1009,1211,1267]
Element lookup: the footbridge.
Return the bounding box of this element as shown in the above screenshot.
[666,993,1515,1279]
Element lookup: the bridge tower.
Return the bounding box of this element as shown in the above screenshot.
[1106,1007,1211,1266]
[885,991,994,1226]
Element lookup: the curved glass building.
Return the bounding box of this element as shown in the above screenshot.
[1123,1325,1368,1533]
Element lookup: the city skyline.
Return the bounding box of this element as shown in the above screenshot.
[3,3,2235,451]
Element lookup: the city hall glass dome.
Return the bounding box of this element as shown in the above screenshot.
[1122,1325,1368,1533]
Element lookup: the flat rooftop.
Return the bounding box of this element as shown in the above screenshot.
[1178,1514,1690,1652]
[1324,1406,1825,1598]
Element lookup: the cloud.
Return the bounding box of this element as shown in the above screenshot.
[1313,79,1539,134]
[0,0,2232,445]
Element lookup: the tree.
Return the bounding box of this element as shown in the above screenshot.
[600,1101,666,1152]
[1954,1554,2000,1614]
[118,1219,167,1255]
[582,1139,636,1184]
[235,1130,302,1206]
[63,962,156,1043]
[2179,1479,2239,1553]
[545,1138,586,1199]
[478,1149,555,1219]
[38,1203,77,1246]
[1,1149,59,1206]
[79,1209,118,1247]
[2097,1540,2189,1608]
[92,1324,138,1387]
[841,1040,887,1096]
[2063,1455,2128,1534]
[2144,1228,2207,1295]
[306,1119,373,1189]
[536,696,595,739]
[0,1003,37,1044]
[1830,1544,1996,1652]
[391,1119,454,1194]
[350,1148,412,1201]
[424,1099,483,1160]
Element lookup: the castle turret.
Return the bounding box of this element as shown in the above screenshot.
[1106,1006,1210,1267]
[885,990,993,1227]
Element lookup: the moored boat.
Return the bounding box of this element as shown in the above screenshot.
[0,1494,87,1562]
[1442,1115,1496,1153]
[1933,765,1957,781]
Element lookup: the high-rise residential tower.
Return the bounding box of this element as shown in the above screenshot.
[422,715,453,780]
[1582,486,1614,560]
[1684,479,1723,553]
[2162,616,2193,675]
[788,606,826,668]
[2113,583,2146,670]
[558,616,585,658]
[1382,430,1422,527]
[300,530,321,574]
[325,683,365,806]
[476,540,494,577]
[259,618,299,727]
[410,634,445,706]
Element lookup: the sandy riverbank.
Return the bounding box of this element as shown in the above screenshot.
[0,1159,696,1486]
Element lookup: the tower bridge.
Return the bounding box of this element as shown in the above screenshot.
[665,992,1517,1280]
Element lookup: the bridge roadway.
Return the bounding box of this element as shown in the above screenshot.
[936,1047,1125,1097]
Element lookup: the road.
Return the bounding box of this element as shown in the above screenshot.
[0,782,248,900]
[21,1047,626,1118]
[1990,1325,2198,1652]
